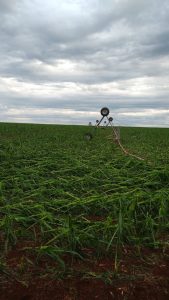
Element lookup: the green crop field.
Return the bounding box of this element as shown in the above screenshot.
[0,122,169,299]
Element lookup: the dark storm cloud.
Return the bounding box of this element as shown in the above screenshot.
[0,0,18,12]
[141,30,169,58]
[0,0,169,126]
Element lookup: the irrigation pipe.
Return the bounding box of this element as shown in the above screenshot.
[112,126,145,161]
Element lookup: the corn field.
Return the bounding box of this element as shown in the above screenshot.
[0,123,169,295]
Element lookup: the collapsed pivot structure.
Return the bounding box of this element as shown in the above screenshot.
[85,107,119,141]
[96,107,110,126]
[85,107,144,161]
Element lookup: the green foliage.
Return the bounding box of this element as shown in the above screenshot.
[0,123,169,264]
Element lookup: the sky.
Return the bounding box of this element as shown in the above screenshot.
[0,0,169,127]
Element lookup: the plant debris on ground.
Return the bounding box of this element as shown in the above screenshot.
[0,123,169,299]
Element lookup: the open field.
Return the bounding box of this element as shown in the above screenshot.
[0,123,169,299]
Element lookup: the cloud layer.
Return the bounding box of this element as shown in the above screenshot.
[0,0,169,126]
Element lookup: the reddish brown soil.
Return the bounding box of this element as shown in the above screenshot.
[0,241,169,300]
[1,274,169,300]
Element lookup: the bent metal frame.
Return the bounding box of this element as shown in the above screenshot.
[96,107,110,126]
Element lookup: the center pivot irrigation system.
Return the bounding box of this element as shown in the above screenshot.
[95,108,113,127]
[84,107,144,161]
[85,107,120,142]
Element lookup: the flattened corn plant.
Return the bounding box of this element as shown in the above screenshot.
[0,123,169,271]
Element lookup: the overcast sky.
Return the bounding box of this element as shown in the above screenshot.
[0,0,169,127]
